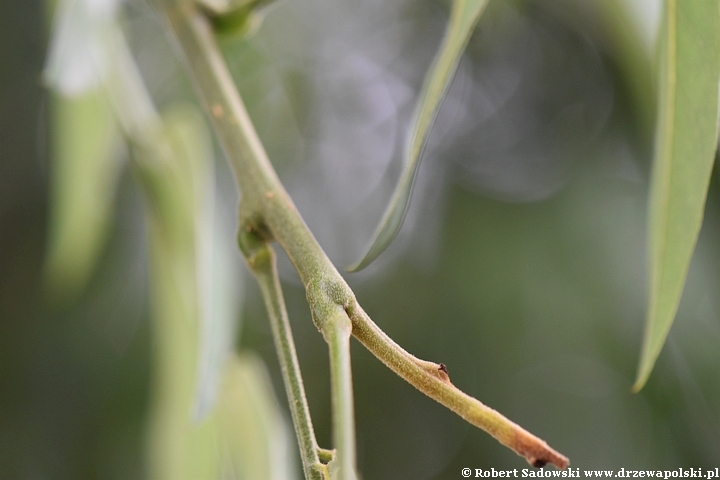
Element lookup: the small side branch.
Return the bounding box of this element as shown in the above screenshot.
[239,230,329,480]
[348,303,568,469]
[317,304,357,480]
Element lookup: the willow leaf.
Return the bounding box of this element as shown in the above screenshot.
[194,194,244,421]
[43,0,125,301]
[44,91,122,301]
[218,354,298,480]
[348,0,488,271]
[634,0,720,391]
[141,106,218,480]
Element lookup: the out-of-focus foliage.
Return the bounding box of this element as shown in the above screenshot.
[138,105,219,480]
[138,103,296,480]
[3,0,720,479]
[26,0,293,476]
[218,353,298,480]
[44,91,123,300]
[42,0,126,300]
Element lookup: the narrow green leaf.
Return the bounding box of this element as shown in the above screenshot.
[348,0,488,272]
[43,0,125,302]
[140,106,218,480]
[634,0,720,391]
[44,91,122,301]
[194,189,244,421]
[218,353,299,480]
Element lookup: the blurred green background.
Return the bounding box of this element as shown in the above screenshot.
[2,0,720,478]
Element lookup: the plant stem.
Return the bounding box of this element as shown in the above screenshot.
[240,234,328,480]
[324,309,357,480]
[153,0,569,470]
[348,304,568,469]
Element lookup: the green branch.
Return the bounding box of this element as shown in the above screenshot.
[349,304,566,469]
[307,287,357,480]
[239,231,329,480]
[153,0,569,471]
[326,321,356,479]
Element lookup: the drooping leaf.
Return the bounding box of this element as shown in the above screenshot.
[44,0,121,96]
[217,353,298,480]
[44,91,122,301]
[43,0,124,301]
[194,195,244,421]
[139,106,219,480]
[634,0,720,391]
[348,0,488,272]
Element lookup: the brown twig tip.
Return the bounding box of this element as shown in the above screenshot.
[514,429,569,470]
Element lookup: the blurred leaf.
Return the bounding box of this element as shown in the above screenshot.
[194,192,244,421]
[139,105,219,480]
[43,0,126,302]
[44,0,120,96]
[44,90,122,301]
[218,353,298,480]
[348,0,488,272]
[634,0,720,391]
